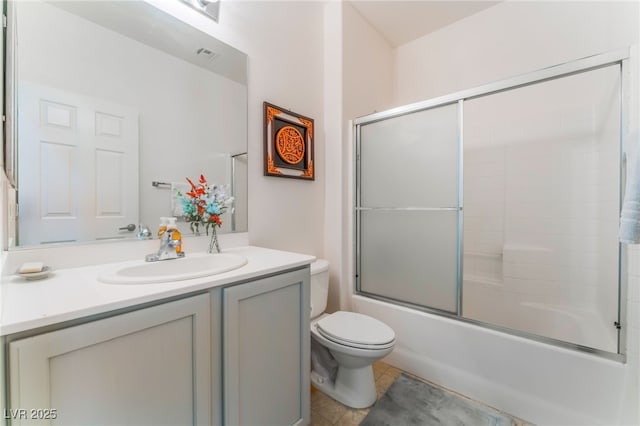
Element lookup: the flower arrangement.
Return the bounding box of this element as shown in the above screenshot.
[178,174,233,253]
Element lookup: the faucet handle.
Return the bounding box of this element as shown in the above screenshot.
[137,223,152,240]
[145,227,184,262]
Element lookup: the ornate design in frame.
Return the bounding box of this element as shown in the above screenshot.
[263,102,314,180]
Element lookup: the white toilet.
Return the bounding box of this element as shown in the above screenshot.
[309,259,395,409]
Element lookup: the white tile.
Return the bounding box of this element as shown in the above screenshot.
[627,275,640,303]
[474,234,505,256]
[627,300,640,330]
[567,267,601,288]
[628,252,640,277]
[624,324,640,356]
[502,243,554,265]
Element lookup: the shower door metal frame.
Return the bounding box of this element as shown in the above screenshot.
[354,48,631,361]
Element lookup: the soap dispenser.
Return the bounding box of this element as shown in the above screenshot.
[158,217,168,238]
[167,217,182,254]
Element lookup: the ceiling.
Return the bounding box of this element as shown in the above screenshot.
[348,1,501,47]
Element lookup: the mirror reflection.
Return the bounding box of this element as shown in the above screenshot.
[8,0,248,248]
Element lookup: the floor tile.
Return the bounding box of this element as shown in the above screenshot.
[372,360,390,380]
[384,366,402,380]
[374,372,396,397]
[312,393,348,424]
[311,361,533,425]
[334,408,369,426]
[311,387,329,409]
[310,409,334,426]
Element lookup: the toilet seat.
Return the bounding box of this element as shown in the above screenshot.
[316,311,395,350]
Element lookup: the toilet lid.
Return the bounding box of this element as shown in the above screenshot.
[316,311,395,347]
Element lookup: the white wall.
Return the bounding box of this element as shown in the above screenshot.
[342,2,395,121]
[325,1,394,311]
[347,1,639,425]
[395,1,639,104]
[323,1,345,312]
[150,0,326,257]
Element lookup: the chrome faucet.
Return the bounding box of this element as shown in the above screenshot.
[145,229,185,262]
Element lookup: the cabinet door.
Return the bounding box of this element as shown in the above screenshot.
[223,268,310,426]
[9,294,211,426]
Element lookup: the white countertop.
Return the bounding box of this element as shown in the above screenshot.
[1,246,315,336]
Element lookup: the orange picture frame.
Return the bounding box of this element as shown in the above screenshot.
[263,102,314,180]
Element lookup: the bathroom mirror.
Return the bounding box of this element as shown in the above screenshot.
[6,0,248,248]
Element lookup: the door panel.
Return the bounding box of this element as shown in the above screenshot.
[223,269,310,426]
[357,103,461,313]
[18,82,139,244]
[359,209,459,313]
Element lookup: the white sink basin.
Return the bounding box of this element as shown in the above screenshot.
[99,252,248,284]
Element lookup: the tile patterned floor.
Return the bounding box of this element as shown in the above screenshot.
[310,361,403,426]
[310,360,534,426]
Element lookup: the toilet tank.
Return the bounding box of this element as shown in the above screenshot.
[310,259,330,319]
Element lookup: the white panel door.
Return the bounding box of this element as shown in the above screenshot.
[18,82,139,245]
[8,294,211,426]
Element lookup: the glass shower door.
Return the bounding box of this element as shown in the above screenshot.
[354,50,627,356]
[357,103,460,313]
[461,64,621,352]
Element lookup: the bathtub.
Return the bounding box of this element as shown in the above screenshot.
[518,301,616,351]
[462,277,618,353]
[351,294,635,426]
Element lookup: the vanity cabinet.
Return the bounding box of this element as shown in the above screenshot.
[223,268,310,426]
[7,294,211,426]
[4,265,311,426]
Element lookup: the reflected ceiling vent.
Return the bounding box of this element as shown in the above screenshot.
[197,48,218,61]
[180,0,220,23]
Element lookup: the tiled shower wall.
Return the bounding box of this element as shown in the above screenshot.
[462,65,621,352]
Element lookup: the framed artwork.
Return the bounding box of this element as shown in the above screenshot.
[263,102,314,180]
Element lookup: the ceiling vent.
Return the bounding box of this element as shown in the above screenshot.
[197,48,218,61]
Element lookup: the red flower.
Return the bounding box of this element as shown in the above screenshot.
[210,214,221,225]
[186,177,197,191]
[181,173,229,236]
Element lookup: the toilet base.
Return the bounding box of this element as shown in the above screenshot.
[311,364,377,409]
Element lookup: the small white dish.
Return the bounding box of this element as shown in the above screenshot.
[17,266,51,281]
